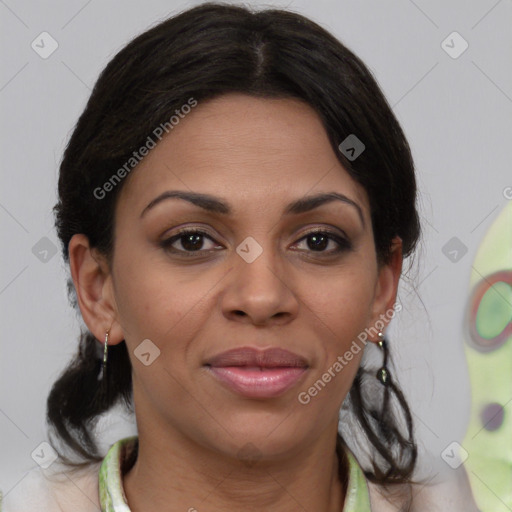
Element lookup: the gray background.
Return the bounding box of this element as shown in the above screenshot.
[1,0,511,496]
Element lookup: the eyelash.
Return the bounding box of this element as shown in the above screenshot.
[159,227,352,258]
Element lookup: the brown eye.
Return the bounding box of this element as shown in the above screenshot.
[294,230,352,255]
[160,229,222,255]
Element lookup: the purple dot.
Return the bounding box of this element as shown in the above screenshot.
[480,403,504,431]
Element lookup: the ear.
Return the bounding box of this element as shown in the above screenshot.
[368,236,403,338]
[68,234,124,345]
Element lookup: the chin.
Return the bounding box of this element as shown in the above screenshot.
[203,414,314,461]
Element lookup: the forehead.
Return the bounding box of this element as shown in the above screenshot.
[117,93,369,217]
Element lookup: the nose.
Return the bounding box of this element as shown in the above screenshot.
[221,241,299,327]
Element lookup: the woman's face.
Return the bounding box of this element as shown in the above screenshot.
[104,93,400,460]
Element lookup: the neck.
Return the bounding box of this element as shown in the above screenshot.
[123,424,347,512]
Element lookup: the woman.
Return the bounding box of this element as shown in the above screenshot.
[1,2,479,511]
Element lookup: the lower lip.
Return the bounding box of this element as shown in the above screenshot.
[207,366,307,398]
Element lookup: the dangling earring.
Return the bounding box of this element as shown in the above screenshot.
[102,329,109,380]
[376,331,391,386]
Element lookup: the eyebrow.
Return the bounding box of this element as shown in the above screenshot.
[140,190,365,227]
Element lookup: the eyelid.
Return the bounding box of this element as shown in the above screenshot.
[161,225,220,243]
[297,225,349,240]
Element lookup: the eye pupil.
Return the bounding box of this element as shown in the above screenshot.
[307,233,328,251]
[181,233,203,251]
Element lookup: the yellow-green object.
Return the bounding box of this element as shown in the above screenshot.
[463,201,512,511]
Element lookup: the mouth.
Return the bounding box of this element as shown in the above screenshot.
[204,347,309,399]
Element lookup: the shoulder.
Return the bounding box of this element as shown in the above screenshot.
[1,462,101,512]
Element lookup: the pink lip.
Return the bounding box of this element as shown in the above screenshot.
[204,347,309,398]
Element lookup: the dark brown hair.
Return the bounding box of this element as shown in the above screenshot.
[48,1,420,488]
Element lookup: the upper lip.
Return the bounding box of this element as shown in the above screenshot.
[204,347,308,368]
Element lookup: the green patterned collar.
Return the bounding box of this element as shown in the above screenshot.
[99,437,371,511]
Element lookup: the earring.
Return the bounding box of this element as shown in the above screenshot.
[376,331,391,386]
[102,330,109,380]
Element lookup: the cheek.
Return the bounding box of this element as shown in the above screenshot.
[301,263,376,393]
[306,265,376,339]
[111,248,221,359]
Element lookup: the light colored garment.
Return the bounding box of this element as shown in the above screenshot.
[1,436,372,511]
